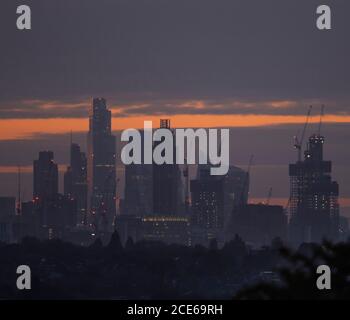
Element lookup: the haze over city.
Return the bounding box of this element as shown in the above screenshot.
[1,0,350,304]
[1,0,350,216]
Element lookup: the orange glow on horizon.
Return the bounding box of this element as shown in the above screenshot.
[1,114,350,140]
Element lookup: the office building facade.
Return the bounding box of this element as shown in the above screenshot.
[87,98,117,233]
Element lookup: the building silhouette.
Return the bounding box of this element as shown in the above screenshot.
[33,151,58,200]
[64,143,88,226]
[123,130,153,217]
[123,165,153,216]
[230,203,287,247]
[223,166,250,227]
[0,197,16,218]
[117,119,189,245]
[191,165,248,246]
[152,119,183,216]
[0,197,16,242]
[190,165,224,246]
[117,133,154,245]
[87,98,117,233]
[33,151,77,239]
[289,134,339,245]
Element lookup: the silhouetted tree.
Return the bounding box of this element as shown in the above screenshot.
[107,230,123,252]
[271,237,284,250]
[125,237,134,250]
[235,241,350,300]
[90,238,103,250]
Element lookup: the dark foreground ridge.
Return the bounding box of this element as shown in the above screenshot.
[0,232,349,300]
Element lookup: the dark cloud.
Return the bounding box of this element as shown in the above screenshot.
[0,97,349,119]
[0,0,349,114]
[0,99,89,119]
[114,98,348,117]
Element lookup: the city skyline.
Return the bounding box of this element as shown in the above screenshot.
[0,99,342,247]
[1,0,350,218]
[1,0,350,304]
[1,119,349,216]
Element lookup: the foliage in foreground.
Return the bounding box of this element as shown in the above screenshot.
[236,241,350,300]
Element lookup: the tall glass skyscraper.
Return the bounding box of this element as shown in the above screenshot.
[152,119,183,216]
[87,98,116,233]
[124,131,153,217]
[64,143,88,226]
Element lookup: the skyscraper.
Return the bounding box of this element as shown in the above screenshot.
[0,197,16,218]
[230,203,287,247]
[191,165,249,246]
[152,119,183,216]
[289,134,339,245]
[64,143,88,226]
[87,98,116,233]
[33,151,58,201]
[122,130,153,217]
[190,165,224,245]
[124,164,153,217]
[33,151,77,240]
[223,165,250,225]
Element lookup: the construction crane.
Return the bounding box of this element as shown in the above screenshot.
[318,105,325,136]
[294,105,312,162]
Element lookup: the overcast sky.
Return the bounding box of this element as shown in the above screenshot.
[0,0,350,114]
